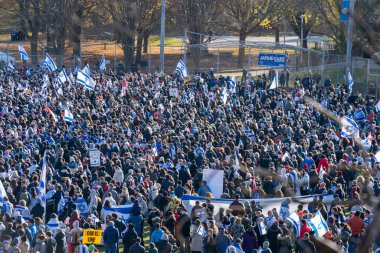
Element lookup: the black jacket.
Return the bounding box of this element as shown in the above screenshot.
[129,242,145,253]
[122,228,138,253]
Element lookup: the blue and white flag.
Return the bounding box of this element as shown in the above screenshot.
[222,85,228,105]
[307,211,328,237]
[269,70,279,90]
[76,69,96,90]
[99,55,106,71]
[258,222,267,235]
[230,76,236,93]
[340,116,359,138]
[0,180,8,204]
[14,205,30,221]
[63,109,74,122]
[103,204,133,224]
[18,44,29,61]
[75,197,89,217]
[38,152,47,207]
[57,196,69,215]
[58,69,71,84]
[287,212,301,237]
[279,204,290,220]
[7,62,15,72]
[46,218,60,235]
[176,59,189,78]
[347,69,354,94]
[82,64,91,76]
[241,126,255,141]
[43,53,58,72]
[361,134,372,151]
[375,101,380,113]
[354,110,366,123]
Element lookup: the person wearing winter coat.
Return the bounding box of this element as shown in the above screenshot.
[155,234,173,253]
[242,226,259,253]
[298,170,310,196]
[123,223,138,253]
[113,166,124,185]
[103,221,119,253]
[203,229,216,253]
[129,237,145,253]
[55,228,67,253]
[266,221,283,253]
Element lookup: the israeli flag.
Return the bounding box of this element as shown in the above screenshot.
[58,69,70,84]
[75,197,89,217]
[176,59,189,78]
[46,218,60,236]
[222,85,228,105]
[347,69,354,94]
[38,152,47,207]
[99,55,106,71]
[269,70,279,90]
[18,44,30,61]
[76,69,96,90]
[0,180,8,204]
[43,53,58,72]
[258,222,267,235]
[287,212,301,237]
[361,135,372,151]
[57,196,69,215]
[307,211,328,237]
[7,62,15,71]
[82,64,91,76]
[241,126,255,141]
[230,76,236,93]
[103,204,132,224]
[354,110,366,123]
[279,204,290,220]
[63,109,74,122]
[340,116,359,138]
[14,205,30,221]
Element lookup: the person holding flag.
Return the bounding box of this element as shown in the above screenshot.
[43,53,58,72]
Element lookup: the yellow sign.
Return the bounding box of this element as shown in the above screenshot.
[82,229,103,245]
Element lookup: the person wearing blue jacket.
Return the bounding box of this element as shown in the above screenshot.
[103,221,119,253]
[150,223,165,244]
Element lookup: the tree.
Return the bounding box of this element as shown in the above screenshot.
[168,0,221,71]
[223,0,277,68]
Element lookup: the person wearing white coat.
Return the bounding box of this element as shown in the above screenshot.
[113,166,124,184]
[299,170,310,196]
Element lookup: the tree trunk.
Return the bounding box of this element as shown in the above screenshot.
[122,36,135,69]
[275,25,280,43]
[143,34,149,53]
[30,34,38,65]
[135,32,143,64]
[238,30,247,69]
[72,6,83,66]
[302,31,308,49]
[189,33,202,72]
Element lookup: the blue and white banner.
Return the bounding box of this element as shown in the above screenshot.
[176,59,189,78]
[258,53,287,67]
[7,62,15,71]
[103,204,133,224]
[76,69,96,90]
[307,211,328,237]
[181,194,333,220]
[43,53,58,72]
[75,198,89,217]
[18,44,30,61]
[46,218,60,236]
[99,55,106,71]
[63,109,74,122]
[340,116,359,138]
[58,69,71,84]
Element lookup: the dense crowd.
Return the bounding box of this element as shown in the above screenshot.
[0,61,379,253]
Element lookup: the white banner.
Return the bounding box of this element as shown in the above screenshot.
[181,194,334,218]
[202,169,224,198]
[89,150,101,167]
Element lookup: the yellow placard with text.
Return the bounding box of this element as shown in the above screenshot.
[82,229,102,245]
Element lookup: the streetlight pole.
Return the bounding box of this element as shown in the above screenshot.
[345,0,355,79]
[300,14,305,65]
[159,0,166,73]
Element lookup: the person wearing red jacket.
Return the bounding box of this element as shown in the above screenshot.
[317,155,329,174]
[299,219,312,238]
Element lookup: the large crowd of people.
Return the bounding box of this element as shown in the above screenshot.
[0,61,379,253]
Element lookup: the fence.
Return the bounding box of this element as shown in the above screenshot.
[1,40,380,97]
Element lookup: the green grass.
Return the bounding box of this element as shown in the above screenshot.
[149,35,184,47]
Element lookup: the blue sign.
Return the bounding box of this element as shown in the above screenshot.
[258,53,287,67]
[340,0,349,23]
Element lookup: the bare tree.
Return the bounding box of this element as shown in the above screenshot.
[223,0,277,68]
[168,0,221,71]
